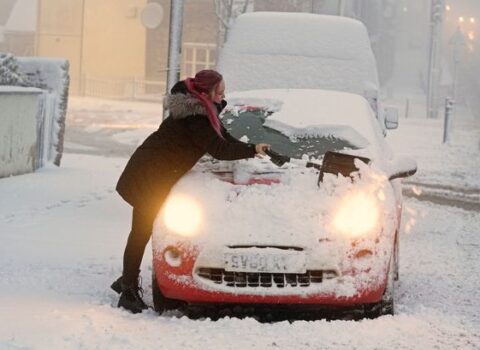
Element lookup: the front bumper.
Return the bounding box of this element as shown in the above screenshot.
[153,243,390,306]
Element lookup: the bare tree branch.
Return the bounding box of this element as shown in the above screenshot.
[214,0,251,46]
[241,0,250,14]
[214,0,229,29]
[226,0,234,21]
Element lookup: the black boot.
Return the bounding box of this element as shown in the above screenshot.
[117,277,148,314]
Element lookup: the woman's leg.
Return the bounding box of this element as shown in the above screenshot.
[116,206,158,313]
[122,206,157,285]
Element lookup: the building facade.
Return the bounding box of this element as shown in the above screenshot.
[36,0,147,96]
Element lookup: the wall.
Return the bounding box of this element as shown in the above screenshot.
[17,57,70,166]
[36,0,84,94]
[36,0,147,95]
[82,0,147,79]
[0,87,42,178]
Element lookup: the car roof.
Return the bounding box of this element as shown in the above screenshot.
[224,12,372,58]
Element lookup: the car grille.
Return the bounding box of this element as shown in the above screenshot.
[227,245,304,251]
[196,268,338,288]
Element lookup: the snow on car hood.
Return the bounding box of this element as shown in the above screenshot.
[153,159,397,251]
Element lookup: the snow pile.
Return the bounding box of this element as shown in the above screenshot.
[217,12,378,96]
[0,53,30,86]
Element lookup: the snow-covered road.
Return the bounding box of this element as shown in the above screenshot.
[1,93,479,349]
[0,154,478,349]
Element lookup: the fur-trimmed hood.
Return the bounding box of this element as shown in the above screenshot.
[163,93,207,120]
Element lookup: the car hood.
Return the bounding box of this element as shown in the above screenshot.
[152,160,398,249]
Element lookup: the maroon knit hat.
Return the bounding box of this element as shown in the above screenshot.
[185,70,224,138]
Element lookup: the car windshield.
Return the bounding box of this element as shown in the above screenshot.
[223,109,360,159]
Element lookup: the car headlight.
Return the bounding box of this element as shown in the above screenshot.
[331,191,380,237]
[162,194,203,237]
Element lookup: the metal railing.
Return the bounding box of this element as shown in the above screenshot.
[77,42,217,101]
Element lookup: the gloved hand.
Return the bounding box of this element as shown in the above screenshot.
[255,143,271,157]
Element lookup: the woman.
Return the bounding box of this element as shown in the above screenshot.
[112,70,270,313]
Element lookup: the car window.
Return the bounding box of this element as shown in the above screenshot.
[223,110,360,159]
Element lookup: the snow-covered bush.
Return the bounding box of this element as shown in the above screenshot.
[0,52,31,86]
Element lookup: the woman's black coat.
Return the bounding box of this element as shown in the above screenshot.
[116,81,256,215]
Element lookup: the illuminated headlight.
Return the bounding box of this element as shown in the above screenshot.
[332,191,380,237]
[162,194,203,237]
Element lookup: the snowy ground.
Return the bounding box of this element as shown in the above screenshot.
[2,48,480,348]
[1,152,479,349]
[1,94,479,349]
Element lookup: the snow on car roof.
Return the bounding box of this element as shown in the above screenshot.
[227,89,383,154]
[224,12,371,58]
[217,12,379,95]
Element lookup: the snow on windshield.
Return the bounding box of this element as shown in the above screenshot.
[226,89,383,160]
[217,12,378,95]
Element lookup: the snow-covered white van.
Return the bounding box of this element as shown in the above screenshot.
[216,12,398,132]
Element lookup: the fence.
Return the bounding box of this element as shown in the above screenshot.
[82,76,166,102]
[79,42,217,101]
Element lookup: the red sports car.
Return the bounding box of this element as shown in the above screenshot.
[151,89,416,319]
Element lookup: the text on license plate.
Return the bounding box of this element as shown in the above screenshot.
[224,251,306,273]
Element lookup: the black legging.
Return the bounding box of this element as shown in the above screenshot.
[122,207,157,285]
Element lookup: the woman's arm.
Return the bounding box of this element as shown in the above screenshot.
[187,116,257,160]
[221,125,244,144]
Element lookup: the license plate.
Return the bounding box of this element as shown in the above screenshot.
[224,251,306,273]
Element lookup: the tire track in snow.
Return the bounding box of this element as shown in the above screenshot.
[0,188,115,224]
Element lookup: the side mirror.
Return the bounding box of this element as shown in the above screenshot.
[387,156,417,180]
[384,107,399,130]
